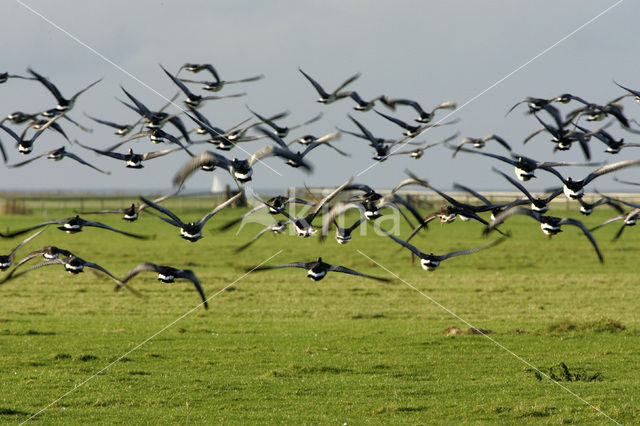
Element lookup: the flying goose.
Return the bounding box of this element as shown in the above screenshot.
[0,112,67,155]
[255,178,353,237]
[76,192,176,221]
[234,220,290,252]
[484,206,603,263]
[160,64,245,108]
[173,140,311,186]
[590,208,639,240]
[577,196,624,216]
[348,91,394,112]
[177,63,264,92]
[0,72,35,84]
[452,182,527,222]
[28,68,101,112]
[2,215,150,239]
[614,81,640,103]
[493,167,562,213]
[374,109,459,138]
[0,228,46,271]
[524,112,591,159]
[1,254,138,294]
[451,145,601,182]
[84,113,138,136]
[318,203,367,244]
[7,245,74,277]
[119,87,191,141]
[256,127,344,167]
[287,132,347,156]
[220,195,314,231]
[0,111,39,125]
[573,123,640,154]
[7,146,110,174]
[539,159,640,200]
[563,96,630,127]
[104,127,193,156]
[401,171,507,239]
[452,134,511,157]
[251,257,389,282]
[120,262,207,308]
[378,225,505,271]
[247,106,322,138]
[298,68,360,104]
[20,118,71,143]
[184,109,257,149]
[506,96,553,115]
[386,99,456,123]
[346,114,416,161]
[339,178,426,225]
[141,191,243,242]
[76,141,180,169]
[388,133,459,159]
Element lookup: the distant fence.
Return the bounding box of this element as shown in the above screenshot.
[1,188,638,215]
[286,188,640,210]
[0,185,245,216]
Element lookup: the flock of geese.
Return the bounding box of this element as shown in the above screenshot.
[1,64,640,309]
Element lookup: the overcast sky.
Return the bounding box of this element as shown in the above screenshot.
[1,0,639,194]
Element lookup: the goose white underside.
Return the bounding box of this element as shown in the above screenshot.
[531,203,548,213]
[440,213,457,223]
[540,223,561,235]
[364,210,381,220]
[307,269,326,280]
[64,264,84,273]
[563,185,584,199]
[420,258,439,271]
[272,224,287,233]
[295,226,316,238]
[180,229,202,241]
[157,274,175,282]
[580,206,593,215]
[233,169,252,182]
[515,167,534,181]
[336,234,351,244]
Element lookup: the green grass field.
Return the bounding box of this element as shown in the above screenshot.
[0,200,638,424]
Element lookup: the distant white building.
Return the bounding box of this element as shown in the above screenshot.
[211,175,223,193]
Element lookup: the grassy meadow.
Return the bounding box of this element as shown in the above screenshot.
[0,196,639,424]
